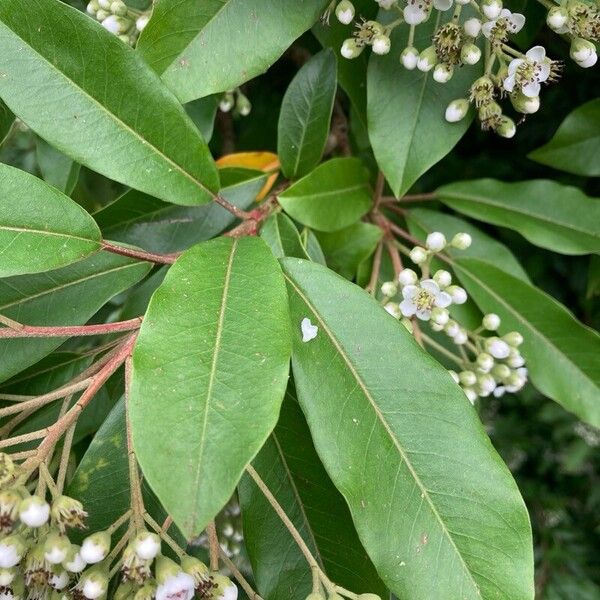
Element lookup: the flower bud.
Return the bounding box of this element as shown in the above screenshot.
[453,328,468,345]
[98,0,111,8]
[478,373,497,394]
[433,269,452,288]
[384,302,401,319]
[0,454,16,488]
[49,568,70,590]
[482,0,502,19]
[86,1,100,15]
[19,494,50,527]
[136,15,150,32]
[0,534,25,568]
[63,545,87,573]
[115,581,138,600]
[341,38,364,59]
[336,0,355,24]
[447,285,467,304]
[505,371,526,392]
[219,92,235,113]
[503,331,523,347]
[78,566,109,600]
[426,232,446,252]
[133,531,160,561]
[400,46,419,69]
[510,91,540,114]
[506,349,525,368]
[96,8,110,20]
[463,17,482,37]
[461,43,481,65]
[0,489,21,533]
[485,337,510,359]
[450,232,472,249]
[51,495,87,532]
[409,246,428,264]
[110,1,127,16]
[80,531,111,564]
[236,93,251,117]
[0,567,15,587]
[496,116,516,139]
[431,307,450,326]
[433,63,453,83]
[476,352,494,373]
[445,320,459,337]
[381,281,398,297]
[211,574,239,600]
[372,34,391,55]
[482,313,501,331]
[44,531,72,565]
[134,581,158,600]
[398,268,418,287]
[417,46,437,71]
[445,99,469,123]
[101,15,129,35]
[464,387,478,404]
[180,555,209,587]
[459,370,477,386]
[570,38,595,62]
[492,363,511,380]
[546,6,568,31]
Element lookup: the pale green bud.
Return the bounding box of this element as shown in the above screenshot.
[433,62,453,83]
[510,91,540,114]
[19,494,50,527]
[547,6,568,31]
[0,534,26,568]
[44,530,72,565]
[372,33,391,55]
[133,531,160,560]
[476,352,494,373]
[80,531,111,564]
[503,331,523,347]
[96,9,110,20]
[115,581,138,600]
[409,246,428,264]
[433,269,452,288]
[98,0,111,8]
[417,46,437,71]
[445,99,469,123]
[482,313,500,331]
[336,0,355,24]
[0,567,16,587]
[477,373,496,395]
[398,268,418,287]
[381,281,398,297]
[211,573,238,600]
[450,232,472,249]
[155,555,182,584]
[482,0,502,19]
[236,93,252,117]
[459,370,477,386]
[426,231,446,252]
[110,1,128,16]
[180,555,209,586]
[134,581,157,600]
[496,116,516,139]
[102,14,130,34]
[341,38,364,59]
[86,1,100,15]
[431,307,450,326]
[492,364,511,380]
[401,46,419,69]
[78,565,109,600]
[461,43,481,65]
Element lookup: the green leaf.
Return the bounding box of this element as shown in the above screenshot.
[367,13,479,197]
[239,385,387,600]
[95,169,266,254]
[0,99,14,145]
[437,179,600,255]
[0,252,151,384]
[278,158,372,232]
[281,258,533,600]
[0,163,101,277]
[260,213,310,259]
[278,49,337,179]
[0,0,219,206]
[528,99,600,176]
[137,0,329,103]
[452,259,600,428]
[36,137,81,195]
[130,237,291,536]
[303,229,327,266]
[185,95,219,142]
[406,207,530,281]
[315,222,382,279]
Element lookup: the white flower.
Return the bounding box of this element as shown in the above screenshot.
[401,46,419,69]
[482,9,525,39]
[503,46,551,97]
[433,0,453,11]
[463,17,482,37]
[372,34,391,55]
[301,318,318,342]
[404,0,431,25]
[445,99,469,123]
[398,268,418,287]
[134,532,161,561]
[482,0,502,19]
[486,337,510,359]
[447,285,467,304]
[156,573,196,600]
[19,495,50,528]
[426,232,447,252]
[399,279,452,321]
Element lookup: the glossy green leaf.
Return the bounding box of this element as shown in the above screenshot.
[36,137,81,195]
[0,163,101,277]
[0,99,14,145]
[185,95,219,142]
[406,207,530,281]
[239,386,387,600]
[281,258,534,599]
[528,99,600,176]
[367,14,479,197]
[95,169,266,253]
[137,0,328,103]
[278,49,337,179]
[278,158,372,232]
[452,259,600,427]
[438,179,600,255]
[130,237,291,536]
[0,0,219,206]
[0,252,151,384]
[260,213,310,260]
[315,222,382,279]
[303,229,327,265]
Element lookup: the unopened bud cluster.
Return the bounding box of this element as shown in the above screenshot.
[382,232,527,404]
[0,452,238,599]
[86,0,151,45]
[218,89,252,118]
[329,0,596,136]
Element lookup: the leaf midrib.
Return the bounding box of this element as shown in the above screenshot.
[284,273,481,595]
[0,224,99,245]
[282,182,368,202]
[0,18,213,197]
[440,190,600,240]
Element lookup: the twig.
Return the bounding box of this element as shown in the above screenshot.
[384,238,403,279]
[213,194,252,220]
[102,241,177,264]
[373,171,385,210]
[56,422,76,495]
[366,242,383,295]
[0,314,24,330]
[206,521,220,571]
[144,512,185,557]
[0,317,143,339]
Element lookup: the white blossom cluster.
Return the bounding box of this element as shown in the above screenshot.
[86,0,150,45]
[0,453,238,600]
[331,0,598,136]
[381,231,528,404]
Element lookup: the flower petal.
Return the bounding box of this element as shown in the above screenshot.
[507,58,523,75]
[526,45,546,61]
[508,12,525,32]
[523,81,541,97]
[481,21,495,38]
[402,284,419,299]
[399,299,417,317]
[433,0,453,10]
[416,308,431,321]
[436,291,453,308]
[420,279,440,294]
[503,74,516,92]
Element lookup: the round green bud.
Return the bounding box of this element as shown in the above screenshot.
[335,0,355,25]
[491,364,511,380]
[459,370,477,387]
[341,38,364,59]
[110,1,128,16]
[476,352,494,373]
[381,281,398,297]
[445,99,469,123]
[496,116,516,139]
[372,33,391,55]
[510,91,540,115]
[409,246,428,264]
[503,331,523,347]
[482,313,501,331]
[461,43,481,65]
[236,93,252,117]
[450,232,471,249]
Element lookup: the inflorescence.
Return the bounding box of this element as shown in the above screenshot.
[381,231,528,403]
[330,0,598,136]
[86,0,150,45]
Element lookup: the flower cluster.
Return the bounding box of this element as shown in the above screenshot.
[0,452,238,600]
[218,89,252,118]
[86,0,150,45]
[330,0,596,137]
[381,231,528,404]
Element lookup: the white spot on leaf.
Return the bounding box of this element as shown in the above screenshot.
[301,318,318,342]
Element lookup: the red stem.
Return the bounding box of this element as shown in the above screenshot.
[102,241,178,264]
[0,317,143,339]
